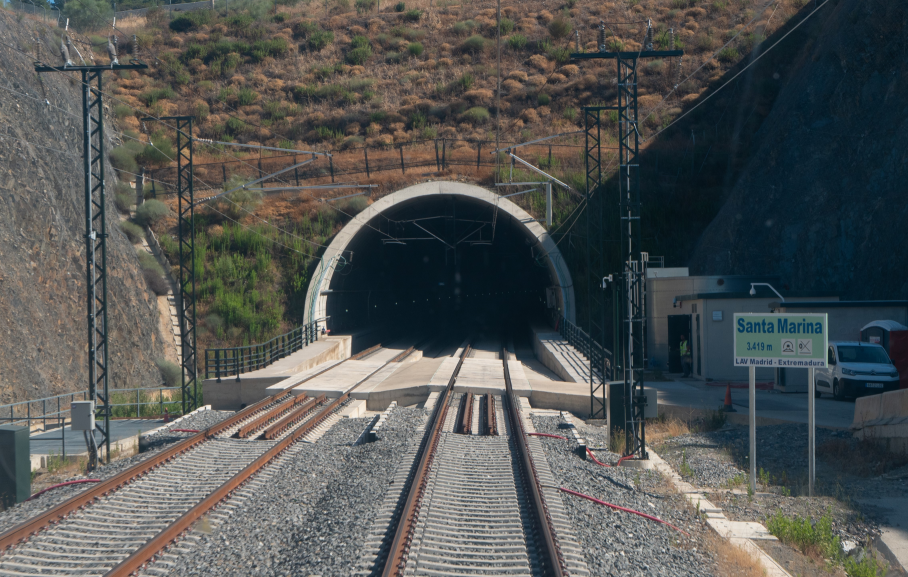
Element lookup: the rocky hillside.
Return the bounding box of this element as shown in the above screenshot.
[687,0,907,299]
[0,12,169,403]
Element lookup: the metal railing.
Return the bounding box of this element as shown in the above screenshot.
[204,321,320,381]
[0,385,185,462]
[557,316,614,382]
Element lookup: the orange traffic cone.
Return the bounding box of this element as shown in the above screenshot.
[723,384,736,412]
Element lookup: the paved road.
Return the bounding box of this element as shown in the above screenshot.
[647,377,856,429]
[30,418,165,458]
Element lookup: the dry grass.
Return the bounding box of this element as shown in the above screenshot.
[647,417,691,443]
[703,531,768,577]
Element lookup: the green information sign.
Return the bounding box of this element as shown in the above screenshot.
[733,313,828,368]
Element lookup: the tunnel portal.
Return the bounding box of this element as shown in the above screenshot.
[304,182,575,336]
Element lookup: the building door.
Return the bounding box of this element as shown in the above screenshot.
[667,314,692,373]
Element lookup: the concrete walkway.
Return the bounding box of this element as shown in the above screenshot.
[29,418,164,469]
[857,498,908,573]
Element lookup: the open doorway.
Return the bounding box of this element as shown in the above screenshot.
[667,314,692,373]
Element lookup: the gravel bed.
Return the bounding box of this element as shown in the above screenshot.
[140,409,235,450]
[532,415,720,577]
[0,409,235,533]
[161,407,427,577]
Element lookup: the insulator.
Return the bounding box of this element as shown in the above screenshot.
[645,19,653,51]
[669,28,675,50]
[575,30,580,52]
[132,34,138,58]
[598,21,606,52]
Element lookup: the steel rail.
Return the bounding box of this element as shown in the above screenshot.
[262,396,324,440]
[503,346,566,577]
[106,391,352,577]
[380,344,471,577]
[235,394,309,439]
[485,393,498,436]
[457,392,474,435]
[0,390,290,552]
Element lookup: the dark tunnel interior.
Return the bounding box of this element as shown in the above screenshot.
[322,194,554,338]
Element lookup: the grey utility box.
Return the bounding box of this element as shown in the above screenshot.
[0,425,30,506]
[71,401,95,431]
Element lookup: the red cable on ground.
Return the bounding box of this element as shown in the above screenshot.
[27,479,101,501]
[586,447,612,467]
[170,429,201,433]
[616,454,635,466]
[558,487,691,537]
[528,432,568,440]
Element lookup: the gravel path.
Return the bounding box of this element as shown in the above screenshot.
[158,407,427,577]
[532,415,720,577]
[0,409,234,533]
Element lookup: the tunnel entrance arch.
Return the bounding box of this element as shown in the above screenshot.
[304,181,575,333]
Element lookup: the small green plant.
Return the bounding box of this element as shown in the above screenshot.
[462,34,486,52]
[119,221,144,244]
[410,111,428,130]
[680,450,694,477]
[537,93,551,106]
[394,1,405,11]
[507,33,528,50]
[780,486,791,497]
[155,359,181,388]
[355,0,376,14]
[456,72,475,91]
[346,36,372,65]
[547,16,572,40]
[462,106,490,124]
[844,553,887,577]
[717,47,739,63]
[547,45,571,63]
[766,510,841,560]
[237,88,259,106]
[408,42,424,56]
[134,199,170,226]
[109,146,138,174]
[758,467,771,487]
[403,8,422,21]
[499,17,515,34]
[453,20,476,35]
[563,107,576,121]
[607,38,625,52]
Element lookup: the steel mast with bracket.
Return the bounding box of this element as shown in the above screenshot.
[35,57,148,470]
[571,21,683,460]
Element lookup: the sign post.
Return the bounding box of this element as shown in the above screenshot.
[733,313,828,495]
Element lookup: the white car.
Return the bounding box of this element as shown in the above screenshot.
[815,341,901,400]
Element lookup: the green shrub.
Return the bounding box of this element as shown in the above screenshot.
[169,10,212,32]
[109,146,138,173]
[766,511,841,560]
[155,359,181,388]
[113,104,134,119]
[137,250,164,275]
[456,72,474,91]
[404,8,422,21]
[563,107,576,121]
[717,47,739,63]
[272,12,288,22]
[385,51,403,63]
[346,39,372,65]
[462,34,485,52]
[607,38,625,52]
[138,135,175,167]
[250,38,290,61]
[120,221,144,244]
[226,13,255,34]
[237,87,259,106]
[134,199,170,226]
[453,20,476,35]
[410,111,427,129]
[537,93,551,106]
[408,42,424,56]
[140,86,176,106]
[462,106,489,123]
[507,34,527,50]
[499,17,515,34]
[355,0,376,13]
[394,1,405,11]
[63,0,113,30]
[548,16,572,39]
[308,29,334,51]
[115,192,134,214]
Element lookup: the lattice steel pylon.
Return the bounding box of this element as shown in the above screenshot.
[572,21,683,460]
[35,60,148,469]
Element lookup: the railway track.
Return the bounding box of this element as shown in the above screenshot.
[0,343,412,577]
[374,343,590,577]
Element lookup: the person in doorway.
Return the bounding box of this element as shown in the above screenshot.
[680,334,692,378]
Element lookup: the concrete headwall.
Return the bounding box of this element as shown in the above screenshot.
[852,389,908,455]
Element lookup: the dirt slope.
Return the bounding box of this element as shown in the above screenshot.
[688,0,908,299]
[0,12,169,403]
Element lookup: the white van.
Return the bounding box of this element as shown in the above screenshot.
[815,341,900,400]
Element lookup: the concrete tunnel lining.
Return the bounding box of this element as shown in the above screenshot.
[303,181,576,330]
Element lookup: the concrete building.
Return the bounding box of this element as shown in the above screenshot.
[646,268,787,375]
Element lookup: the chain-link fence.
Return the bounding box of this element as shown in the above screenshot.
[6,1,61,25]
